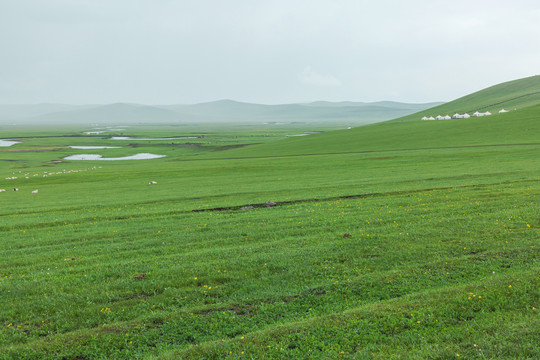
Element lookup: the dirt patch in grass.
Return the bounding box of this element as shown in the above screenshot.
[356,156,394,161]
[193,304,254,316]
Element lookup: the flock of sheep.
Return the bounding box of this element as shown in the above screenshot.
[0,188,35,193]
[1,166,102,195]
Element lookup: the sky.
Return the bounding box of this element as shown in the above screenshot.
[1,0,539,105]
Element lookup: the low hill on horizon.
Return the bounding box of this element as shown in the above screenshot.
[0,100,442,126]
[25,103,183,125]
[0,103,97,120]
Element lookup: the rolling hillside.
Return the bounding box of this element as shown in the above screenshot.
[205,75,540,158]
[399,74,540,121]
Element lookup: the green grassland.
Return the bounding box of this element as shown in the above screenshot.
[0,77,539,359]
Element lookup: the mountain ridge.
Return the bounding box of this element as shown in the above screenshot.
[0,100,442,125]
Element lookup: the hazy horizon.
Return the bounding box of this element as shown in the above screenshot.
[1,1,539,105]
[0,99,445,106]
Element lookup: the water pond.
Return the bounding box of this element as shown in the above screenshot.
[0,139,20,147]
[64,153,166,161]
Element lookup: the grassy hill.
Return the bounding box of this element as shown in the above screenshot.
[0,76,538,359]
[203,75,540,158]
[400,74,540,120]
[199,102,540,159]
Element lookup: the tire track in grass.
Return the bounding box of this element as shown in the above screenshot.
[158,268,539,359]
[6,268,534,358]
[0,178,536,230]
[190,178,536,213]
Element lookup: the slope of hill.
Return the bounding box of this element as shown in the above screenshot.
[205,76,540,158]
[399,75,540,121]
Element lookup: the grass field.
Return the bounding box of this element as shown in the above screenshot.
[0,77,539,359]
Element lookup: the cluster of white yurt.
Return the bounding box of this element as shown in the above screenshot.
[472,111,492,117]
[421,115,451,120]
[437,115,452,120]
[422,109,509,120]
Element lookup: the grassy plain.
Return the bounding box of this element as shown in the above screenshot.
[0,89,539,358]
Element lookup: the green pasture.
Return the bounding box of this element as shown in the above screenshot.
[0,78,539,359]
[0,169,538,359]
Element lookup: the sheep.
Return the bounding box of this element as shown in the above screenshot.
[32,190,39,194]
[149,181,157,185]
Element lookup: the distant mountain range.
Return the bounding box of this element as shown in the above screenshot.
[0,100,443,125]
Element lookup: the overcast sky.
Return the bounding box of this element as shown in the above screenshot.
[1,0,539,105]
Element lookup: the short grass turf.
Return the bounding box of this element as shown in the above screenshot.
[0,180,538,359]
[0,102,539,358]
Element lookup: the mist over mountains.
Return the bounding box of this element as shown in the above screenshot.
[0,99,442,125]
